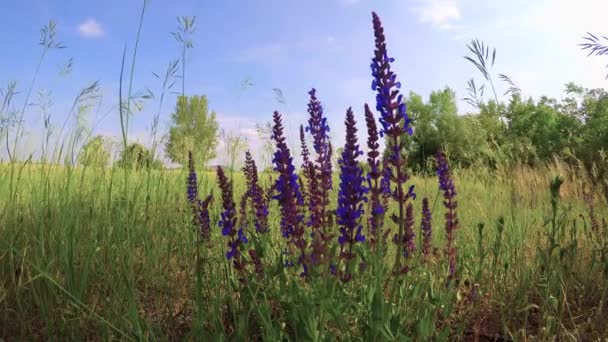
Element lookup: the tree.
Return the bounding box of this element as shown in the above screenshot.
[117,143,163,170]
[78,136,110,168]
[220,129,248,172]
[165,95,219,168]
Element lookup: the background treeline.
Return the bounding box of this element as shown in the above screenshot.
[401,83,608,175]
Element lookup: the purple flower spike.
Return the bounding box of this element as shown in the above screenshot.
[370,11,415,274]
[436,151,458,283]
[271,111,308,274]
[300,125,319,227]
[306,89,333,239]
[187,151,198,204]
[217,166,247,275]
[421,197,433,262]
[186,151,214,241]
[198,195,213,240]
[371,12,413,140]
[364,104,385,250]
[336,107,368,282]
[243,151,269,233]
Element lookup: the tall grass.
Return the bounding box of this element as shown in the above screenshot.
[1,160,607,339]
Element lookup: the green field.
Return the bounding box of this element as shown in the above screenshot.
[1,160,607,340]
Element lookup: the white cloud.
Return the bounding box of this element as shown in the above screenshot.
[410,0,461,30]
[78,18,104,38]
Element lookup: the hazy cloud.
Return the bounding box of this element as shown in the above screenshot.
[237,36,340,65]
[78,18,104,38]
[410,0,461,30]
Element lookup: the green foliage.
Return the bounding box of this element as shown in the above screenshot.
[395,87,498,170]
[165,95,219,168]
[116,142,163,170]
[78,136,110,168]
[384,81,608,183]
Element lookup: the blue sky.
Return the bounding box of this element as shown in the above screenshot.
[2,0,608,165]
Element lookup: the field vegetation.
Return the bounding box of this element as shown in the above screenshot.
[2,3,608,341]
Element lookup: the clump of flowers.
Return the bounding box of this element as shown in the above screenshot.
[336,107,368,282]
[436,151,458,282]
[181,11,462,291]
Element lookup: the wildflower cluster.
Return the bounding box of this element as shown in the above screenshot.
[183,11,459,288]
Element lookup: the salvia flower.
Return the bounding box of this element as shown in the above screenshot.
[198,195,213,240]
[306,88,333,234]
[370,12,413,139]
[186,151,213,240]
[370,11,415,274]
[336,107,368,282]
[436,151,458,282]
[187,151,198,204]
[271,111,308,275]
[365,104,384,249]
[420,197,433,261]
[217,166,247,274]
[300,125,319,225]
[243,151,269,233]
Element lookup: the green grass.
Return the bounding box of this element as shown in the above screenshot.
[1,160,607,340]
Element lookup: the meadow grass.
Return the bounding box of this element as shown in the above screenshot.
[1,159,607,340]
